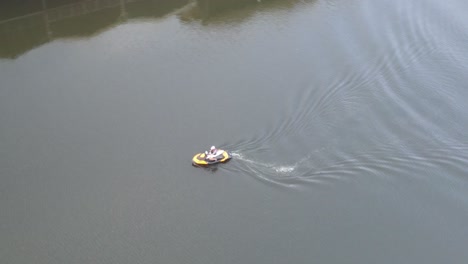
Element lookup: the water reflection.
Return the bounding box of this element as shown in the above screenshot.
[178,0,302,22]
[0,0,188,59]
[0,0,307,59]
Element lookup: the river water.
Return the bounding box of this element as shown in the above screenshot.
[1,0,468,263]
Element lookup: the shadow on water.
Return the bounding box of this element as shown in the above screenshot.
[0,0,189,59]
[177,0,307,24]
[0,0,311,58]
[192,164,219,173]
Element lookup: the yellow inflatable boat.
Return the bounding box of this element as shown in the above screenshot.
[192,149,232,166]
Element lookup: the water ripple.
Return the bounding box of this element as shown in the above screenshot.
[221,0,468,190]
[225,142,468,189]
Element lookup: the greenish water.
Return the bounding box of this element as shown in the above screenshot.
[1,0,468,263]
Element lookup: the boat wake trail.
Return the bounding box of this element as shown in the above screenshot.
[228,142,468,189]
[231,152,295,174]
[228,151,317,188]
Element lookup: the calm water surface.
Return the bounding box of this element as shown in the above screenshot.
[1,0,468,263]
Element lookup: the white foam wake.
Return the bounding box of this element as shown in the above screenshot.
[231,152,296,175]
[275,166,295,173]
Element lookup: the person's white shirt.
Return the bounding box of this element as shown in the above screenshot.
[207,146,218,160]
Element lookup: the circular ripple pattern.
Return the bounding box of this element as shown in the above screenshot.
[220,0,468,188]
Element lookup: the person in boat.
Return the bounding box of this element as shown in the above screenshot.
[206,146,218,160]
[209,146,218,155]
